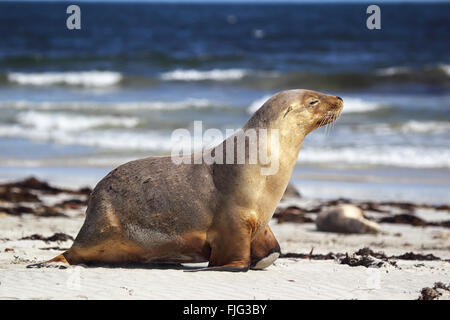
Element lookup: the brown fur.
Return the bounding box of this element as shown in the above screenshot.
[44,89,343,271]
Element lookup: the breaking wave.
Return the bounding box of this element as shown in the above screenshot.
[16,111,139,131]
[160,68,249,81]
[299,146,450,169]
[0,98,217,111]
[7,71,123,87]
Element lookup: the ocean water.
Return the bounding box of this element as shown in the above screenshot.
[0,2,449,203]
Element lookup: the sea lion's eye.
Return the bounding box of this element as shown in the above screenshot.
[309,99,319,106]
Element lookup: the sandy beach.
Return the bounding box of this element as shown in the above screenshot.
[1,1,449,301]
[0,178,448,300]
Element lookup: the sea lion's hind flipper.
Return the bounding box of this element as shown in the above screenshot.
[26,252,71,268]
[47,252,70,263]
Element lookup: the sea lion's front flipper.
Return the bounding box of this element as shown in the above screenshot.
[186,225,252,272]
[250,225,281,270]
[184,264,249,272]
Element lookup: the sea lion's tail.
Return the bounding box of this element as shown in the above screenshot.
[26,251,70,268]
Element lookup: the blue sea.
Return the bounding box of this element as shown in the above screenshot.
[0,2,449,203]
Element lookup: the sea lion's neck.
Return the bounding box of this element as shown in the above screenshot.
[242,119,307,180]
[262,132,304,198]
[216,122,305,202]
[213,126,304,226]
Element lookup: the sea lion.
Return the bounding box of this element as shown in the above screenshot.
[316,204,380,234]
[43,89,343,271]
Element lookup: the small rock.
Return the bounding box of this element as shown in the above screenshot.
[339,253,385,268]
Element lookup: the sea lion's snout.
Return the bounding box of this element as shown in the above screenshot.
[334,95,344,111]
[330,95,344,110]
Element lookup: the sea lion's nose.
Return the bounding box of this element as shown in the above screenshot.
[336,96,343,102]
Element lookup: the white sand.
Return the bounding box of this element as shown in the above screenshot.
[0,206,449,300]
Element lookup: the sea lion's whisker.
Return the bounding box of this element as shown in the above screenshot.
[318,116,326,130]
[333,110,342,129]
[325,112,340,135]
[331,113,337,131]
[324,114,333,135]
[320,116,327,131]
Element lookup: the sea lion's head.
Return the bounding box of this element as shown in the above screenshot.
[246,89,344,135]
[299,89,344,131]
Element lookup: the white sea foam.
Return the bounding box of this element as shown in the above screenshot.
[0,123,214,152]
[341,97,384,113]
[58,130,174,151]
[247,94,272,114]
[16,111,139,131]
[247,95,384,114]
[437,64,450,76]
[298,146,450,169]
[377,64,450,77]
[0,125,171,151]
[356,121,450,135]
[376,66,411,76]
[160,69,248,81]
[7,71,123,87]
[399,121,450,134]
[0,98,214,111]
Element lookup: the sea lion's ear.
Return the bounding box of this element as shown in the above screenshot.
[283,105,293,118]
